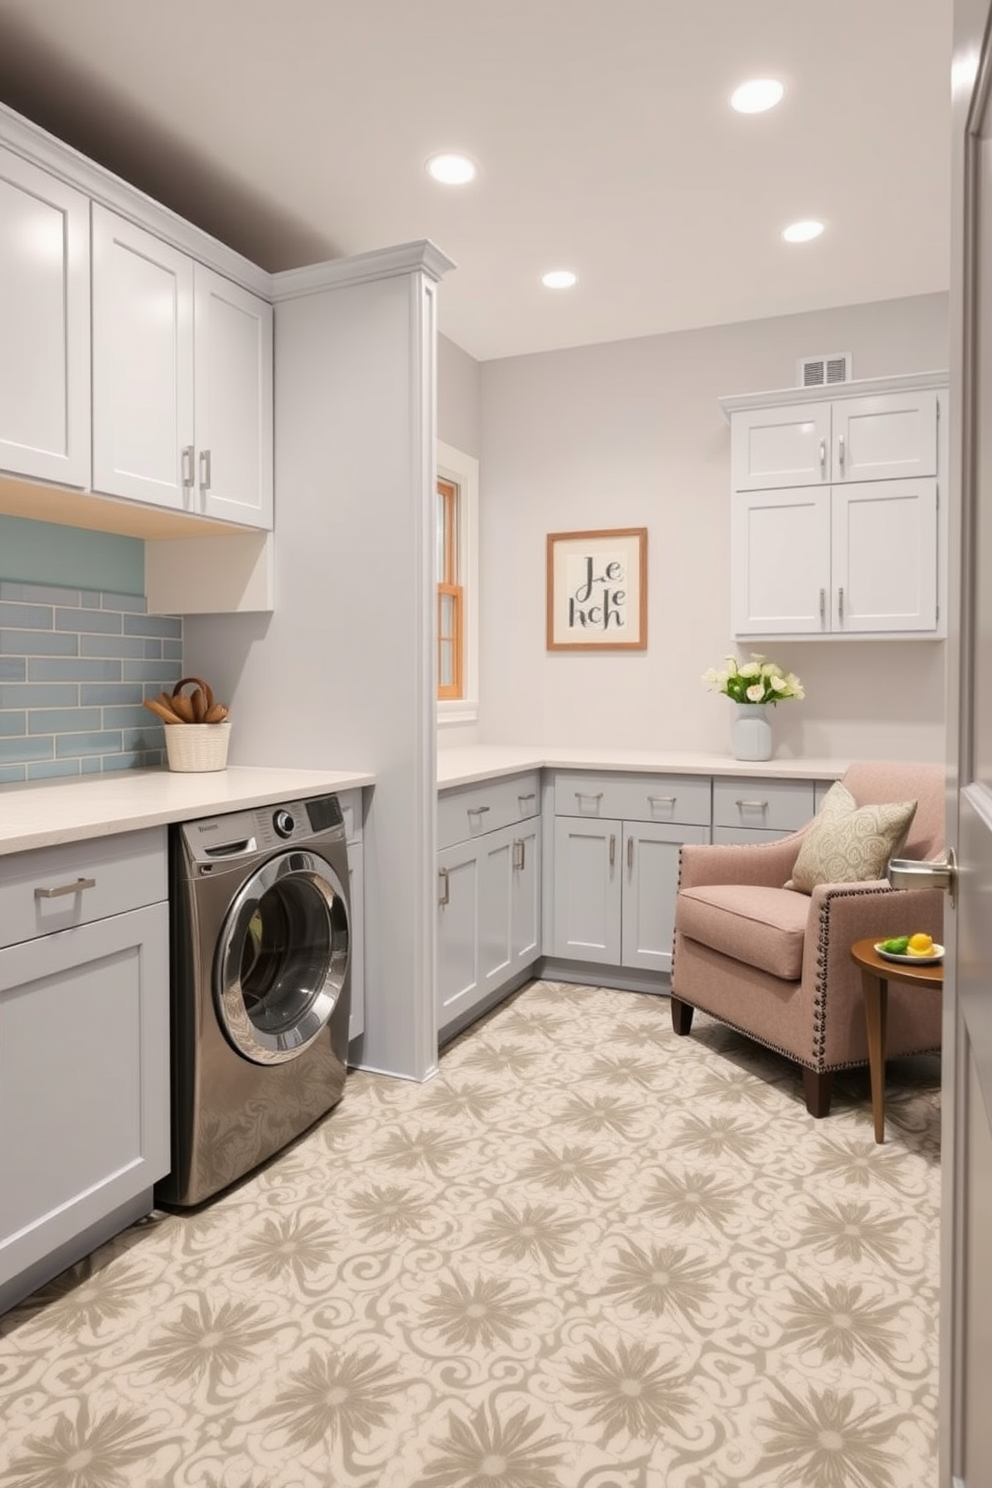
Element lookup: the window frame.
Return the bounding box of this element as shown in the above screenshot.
[436,440,479,725]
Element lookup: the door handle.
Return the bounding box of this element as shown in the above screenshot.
[888,849,957,909]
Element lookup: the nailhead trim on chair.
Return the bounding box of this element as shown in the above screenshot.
[814,883,892,1067]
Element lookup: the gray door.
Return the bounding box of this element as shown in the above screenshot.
[945,4,992,1480]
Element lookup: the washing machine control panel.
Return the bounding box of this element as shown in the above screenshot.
[272,808,296,838]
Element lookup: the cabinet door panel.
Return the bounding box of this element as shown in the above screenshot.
[194,265,273,528]
[0,904,169,1289]
[732,402,831,490]
[552,818,621,964]
[621,822,708,972]
[732,488,831,635]
[510,820,542,969]
[0,148,89,487]
[437,845,481,1022]
[834,391,938,483]
[92,205,194,508]
[831,479,938,632]
[479,833,513,989]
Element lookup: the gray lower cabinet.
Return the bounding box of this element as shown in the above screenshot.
[553,816,708,973]
[551,771,712,976]
[711,776,819,843]
[437,775,542,1036]
[0,829,170,1314]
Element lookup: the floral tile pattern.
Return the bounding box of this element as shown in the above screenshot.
[0,982,941,1487]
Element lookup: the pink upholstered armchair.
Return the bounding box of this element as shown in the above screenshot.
[671,761,945,1117]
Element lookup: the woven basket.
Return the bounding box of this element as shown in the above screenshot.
[165,721,231,773]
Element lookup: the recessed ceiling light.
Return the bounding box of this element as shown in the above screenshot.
[782,219,825,243]
[426,153,477,185]
[731,78,784,114]
[542,270,577,290]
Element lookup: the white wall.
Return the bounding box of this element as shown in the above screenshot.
[438,333,481,458]
[477,292,949,762]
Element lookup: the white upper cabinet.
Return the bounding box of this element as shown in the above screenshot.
[722,374,946,639]
[194,266,273,527]
[91,206,194,510]
[0,147,90,488]
[731,388,939,491]
[92,205,272,528]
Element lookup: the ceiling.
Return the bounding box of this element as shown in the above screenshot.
[0,0,952,363]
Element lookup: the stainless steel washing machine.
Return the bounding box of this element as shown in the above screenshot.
[155,794,351,1208]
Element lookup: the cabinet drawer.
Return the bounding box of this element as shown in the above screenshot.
[0,828,167,950]
[438,772,541,850]
[712,825,797,845]
[553,772,711,827]
[712,777,815,834]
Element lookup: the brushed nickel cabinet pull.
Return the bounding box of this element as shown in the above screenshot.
[627,836,634,870]
[838,433,846,470]
[838,586,845,622]
[438,867,449,907]
[819,587,826,624]
[181,445,195,490]
[199,447,212,492]
[35,877,96,900]
[648,795,676,806]
[735,799,768,811]
[609,834,616,869]
[513,839,525,870]
[819,438,827,471]
[576,791,603,802]
[467,805,490,817]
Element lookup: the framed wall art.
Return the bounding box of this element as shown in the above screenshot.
[546,527,648,651]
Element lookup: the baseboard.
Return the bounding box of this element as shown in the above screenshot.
[537,957,670,996]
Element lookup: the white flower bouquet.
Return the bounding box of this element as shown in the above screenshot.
[702,654,805,706]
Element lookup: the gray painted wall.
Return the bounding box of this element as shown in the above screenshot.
[476,291,949,761]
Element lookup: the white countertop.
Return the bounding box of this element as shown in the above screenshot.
[437,745,850,790]
[0,766,375,856]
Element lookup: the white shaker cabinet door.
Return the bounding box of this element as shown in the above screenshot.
[91,204,194,510]
[0,146,90,487]
[194,264,273,528]
[731,402,832,491]
[830,479,939,633]
[832,390,939,484]
[731,487,831,635]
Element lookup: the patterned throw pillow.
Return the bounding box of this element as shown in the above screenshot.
[785,781,917,894]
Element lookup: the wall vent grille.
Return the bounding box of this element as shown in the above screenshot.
[798,352,852,387]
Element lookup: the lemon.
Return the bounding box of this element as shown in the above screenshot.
[907,932,935,957]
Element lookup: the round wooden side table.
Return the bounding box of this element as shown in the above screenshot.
[849,937,944,1143]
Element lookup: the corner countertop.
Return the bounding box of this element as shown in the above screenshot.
[0,765,375,856]
[437,745,850,790]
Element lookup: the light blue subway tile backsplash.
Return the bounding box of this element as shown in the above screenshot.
[0,581,181,777]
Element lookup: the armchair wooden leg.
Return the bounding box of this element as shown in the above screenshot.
[670,996,694,1035]
[802,1068,834,1118]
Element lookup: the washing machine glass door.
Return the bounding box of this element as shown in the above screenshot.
[215,849,349,1064]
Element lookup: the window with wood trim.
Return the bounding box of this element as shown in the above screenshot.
[437,476,463,699]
